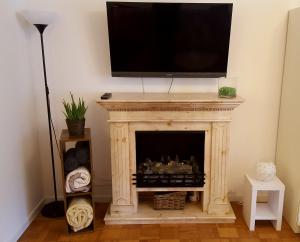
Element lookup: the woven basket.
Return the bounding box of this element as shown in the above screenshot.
[153,192,187,210]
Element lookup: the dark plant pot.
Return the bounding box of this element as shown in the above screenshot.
[66,119,85,136]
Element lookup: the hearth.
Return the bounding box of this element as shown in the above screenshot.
[133,131,205,187]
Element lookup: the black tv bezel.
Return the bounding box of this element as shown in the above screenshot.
[106,2,233,78]
[111,71,226,78]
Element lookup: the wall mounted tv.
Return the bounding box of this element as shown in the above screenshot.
[106,2,233,78]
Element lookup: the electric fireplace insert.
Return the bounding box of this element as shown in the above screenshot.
[133,131,206,187]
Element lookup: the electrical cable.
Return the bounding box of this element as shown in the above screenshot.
[141,77,145,93]
[50,116,63,162]
[168,76,174,94]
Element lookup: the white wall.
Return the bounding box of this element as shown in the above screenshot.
[0,1,44,242]
[276,7,300,233]
[24,0,290,202]
[289,0,300,9]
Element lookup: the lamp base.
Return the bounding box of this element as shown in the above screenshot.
[41,200,65,218]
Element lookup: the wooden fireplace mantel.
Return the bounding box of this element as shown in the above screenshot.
[98,92,243,224]
[97,92,244,112]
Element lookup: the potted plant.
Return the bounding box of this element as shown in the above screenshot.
[218,86,237,98]
[218,77,237,98]
[63,92,88,136]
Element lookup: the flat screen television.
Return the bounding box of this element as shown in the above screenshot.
[106,2,233,78]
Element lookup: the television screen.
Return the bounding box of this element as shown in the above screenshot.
[106,2,233,78]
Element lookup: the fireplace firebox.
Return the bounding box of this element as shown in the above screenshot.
[134,131,205,187]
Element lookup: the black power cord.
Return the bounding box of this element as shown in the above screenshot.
[50,116,63,162]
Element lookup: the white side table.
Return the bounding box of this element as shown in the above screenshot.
[243,175,285,231]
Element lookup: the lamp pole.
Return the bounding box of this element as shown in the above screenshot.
[35,24,58,202]
[20,10,64,217]
[33,24,64,217]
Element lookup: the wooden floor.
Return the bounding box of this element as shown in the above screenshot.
[19,202,300,242]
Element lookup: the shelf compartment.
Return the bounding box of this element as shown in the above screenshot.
[255,203,277,220]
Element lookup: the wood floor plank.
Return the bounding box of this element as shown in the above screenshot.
[217,227,239,238]
[17,203,300,242]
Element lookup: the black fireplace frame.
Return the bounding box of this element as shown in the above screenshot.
[134,130,206,187]
[132,173,205,187]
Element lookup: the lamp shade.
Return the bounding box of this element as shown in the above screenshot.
[21,10,58,25]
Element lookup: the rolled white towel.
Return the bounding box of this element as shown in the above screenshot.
[66,198,93,232]
[65,167,91,193]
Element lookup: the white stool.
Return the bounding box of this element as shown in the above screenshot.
[243,175,285,231]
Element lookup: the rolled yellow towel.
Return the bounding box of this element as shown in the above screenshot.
[66,198,93,232]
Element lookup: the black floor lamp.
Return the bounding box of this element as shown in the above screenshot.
[21,10,64,218]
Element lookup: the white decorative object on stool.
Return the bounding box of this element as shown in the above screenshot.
[256,162,276,181]
[243,174,285,231]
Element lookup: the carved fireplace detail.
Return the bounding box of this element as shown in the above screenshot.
[98,93,243,224]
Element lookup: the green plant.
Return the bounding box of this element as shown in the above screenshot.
[218,86,236,98]
[63,92,88,121]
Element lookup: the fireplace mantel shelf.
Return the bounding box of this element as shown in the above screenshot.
[97,92,244,111]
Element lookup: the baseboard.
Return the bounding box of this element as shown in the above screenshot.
[44,194,111,203]
[44,195,64,203]
[94,194,111,203]
[228,193,243,203]
[93,184,110,202]
[10,197,45,242]
[44,192,242,206]
[228,193,269,204]
[95,194,240,204]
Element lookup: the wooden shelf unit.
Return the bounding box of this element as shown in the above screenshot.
[243,175,285,231]
[59,128,95,234]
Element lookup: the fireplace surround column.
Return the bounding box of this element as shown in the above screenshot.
[208,122,231,215]
[109,122,134,214]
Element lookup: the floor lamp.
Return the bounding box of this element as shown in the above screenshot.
[21,10,64,218]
